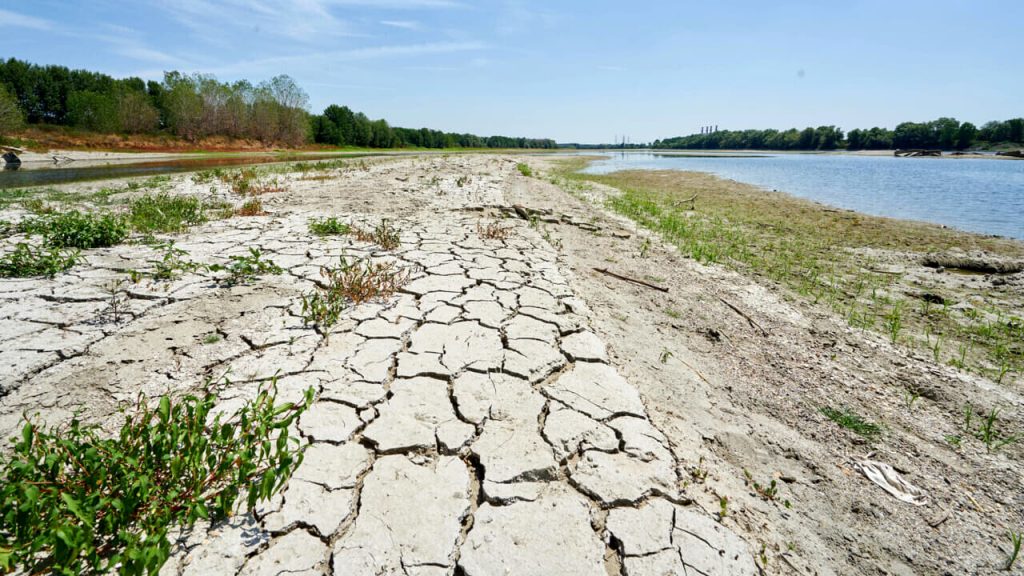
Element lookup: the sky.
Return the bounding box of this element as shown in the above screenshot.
[0,1,1022,143]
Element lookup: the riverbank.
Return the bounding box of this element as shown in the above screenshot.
[0,155,1020,574]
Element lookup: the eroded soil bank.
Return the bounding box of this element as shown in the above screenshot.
[0,154,1021,575]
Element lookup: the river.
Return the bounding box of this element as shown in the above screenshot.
[580,152,1024,240]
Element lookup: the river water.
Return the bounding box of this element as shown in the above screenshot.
[581,152,1024,240]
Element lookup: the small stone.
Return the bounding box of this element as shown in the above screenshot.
[560,331,608,362]
[238,529,326,576]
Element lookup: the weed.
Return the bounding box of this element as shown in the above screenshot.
[105,279,127,324]
[191,169,224,185]
[639,237,651,258]
[820,406,882,440]
[210,248,283,285]
[516,163,533,177]
[19,210,129,249]
[352,219,400,250]
[884,302,903,344]
[477,221,511,241]
[689,456,708,483]
[974,406,1018,452]
[130,194,205,233]
[718,495,729,519]
[309,217,351,236]
[235,198,266,217]
[904,389,921,410]
[1006,531,1022,571]
[0,383,311,575]
[0,243,80,278]
[659,348,673,364]
[149,242,205,281]
[665,308,681,319]
[300,254,410,333]
[456,175,470,187]
[944,434,962,447]
[202,333,222,345]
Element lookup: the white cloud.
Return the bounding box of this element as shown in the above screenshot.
[381,20,420,30]
[0,8,53,30]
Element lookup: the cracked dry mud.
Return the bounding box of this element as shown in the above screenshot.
[0,156,756,575]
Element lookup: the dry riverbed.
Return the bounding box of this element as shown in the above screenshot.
[0,154,1021,575]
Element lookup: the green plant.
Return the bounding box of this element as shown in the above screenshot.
[202,333,221,345]
[309,217,351,236]
[210,248,283,286]
[105,279,127,324]
[639,238,651,258]
[944,434,962,447]
[973,406,1018,452]
[19,211,129,249]
[1006,531,1022,571]
[0,383,312,575]
[718,495,728,519]
[516,163,532,177]
[477,221,511,241]
[659,348,673,364]
[149,242,205,281]
[129,194,205,233]
[820,406,882,440]
[0,243,81,278]
[884,302,903,344]
[300,254,409,333]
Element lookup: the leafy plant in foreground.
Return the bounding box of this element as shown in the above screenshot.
[0,243,81,278]
[0,384,312,575]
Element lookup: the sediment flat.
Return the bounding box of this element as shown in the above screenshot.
[1,154,1021,575]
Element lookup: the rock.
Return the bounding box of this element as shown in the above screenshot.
[570,450,675,505]
[544,362,646,419]
[674,508,758,575]
[363,377,456,453]
[332,455,470,575]
[542,405,618,462]
[293,442,372,490]
[263,480,355,537]
[298,401,361,443]
[560,331,608,362]
[606,498,675,556]
[239,529,326,576]
[459,485,605,576]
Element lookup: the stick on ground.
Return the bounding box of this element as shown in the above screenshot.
[719,296,768,336]
[593,268,669,292]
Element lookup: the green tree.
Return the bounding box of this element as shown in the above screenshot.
[0,84,24,137]
[955,122,977,150]
[67,91,120,132]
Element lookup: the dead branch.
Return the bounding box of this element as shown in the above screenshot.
[593,268,669,292]
[671,193,698,209]
[718,297,768,336]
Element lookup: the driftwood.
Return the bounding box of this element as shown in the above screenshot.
[996,150,1024,158]
[593,267,669,292]
[671,193,698,210]
[719,297,768,336]
[894,149,941,157]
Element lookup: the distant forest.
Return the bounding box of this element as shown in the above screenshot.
[654,118,1024,151]
[0,58,556,149]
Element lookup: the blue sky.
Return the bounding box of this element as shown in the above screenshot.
[1,1,1021,143]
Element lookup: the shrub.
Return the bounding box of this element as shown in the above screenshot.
[0,243,80,277]
[516,163,532,177]
[19,210,129,249]
[129,194,205,233]
[0,384,312,575]
[308,217,350,236]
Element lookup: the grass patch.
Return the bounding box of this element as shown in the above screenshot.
[129,194,205,233]
[19,210,129,249]
[820,406,882,440]
[0,384,311,575]
[235,198,266,217]
[220,168,285,196]
[516,162,533,177]
[0,243,81,278]
[309,217,350,236]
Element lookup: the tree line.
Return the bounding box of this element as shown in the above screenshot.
[0,58,555,149]
[653,118,1023,151]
